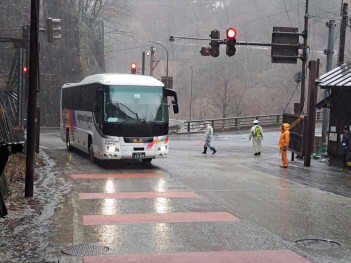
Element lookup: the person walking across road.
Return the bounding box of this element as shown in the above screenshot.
[278,123,290,168]
[249,120,263,155]
[341,125,350,170]
[202,121,216,154]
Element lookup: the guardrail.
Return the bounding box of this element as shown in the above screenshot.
[183,111,323,133]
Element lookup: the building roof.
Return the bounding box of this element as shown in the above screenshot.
[316,61,351,89]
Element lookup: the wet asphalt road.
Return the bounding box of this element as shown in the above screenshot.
[1,128,351,262]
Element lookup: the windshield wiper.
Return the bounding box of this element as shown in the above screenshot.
[116,102,139,120]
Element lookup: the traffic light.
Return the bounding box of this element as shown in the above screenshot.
[209,30,220,57]
[226,28,237,57]
[47,17,62,42]
[23,66,28,73]
[200,47,211,56]
[131,63,137,74]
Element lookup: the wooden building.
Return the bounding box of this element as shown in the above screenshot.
[316,61,351,166]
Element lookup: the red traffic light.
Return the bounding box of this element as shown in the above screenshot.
[23,66,28,73]
[131,63,137,74]
[226,28,237,39]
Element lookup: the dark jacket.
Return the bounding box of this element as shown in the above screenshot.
[341,132,350,154]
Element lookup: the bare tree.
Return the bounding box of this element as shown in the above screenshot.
[68,0,129,28]
[210,77,247,118]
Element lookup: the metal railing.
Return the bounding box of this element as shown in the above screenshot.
[183,111,323,133]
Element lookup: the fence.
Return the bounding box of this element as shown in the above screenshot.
[183,111,323,133]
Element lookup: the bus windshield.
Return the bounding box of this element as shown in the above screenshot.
[104,85,168,123]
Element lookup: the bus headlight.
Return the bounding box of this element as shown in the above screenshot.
[106,146,119,152]
[157,145,167,151]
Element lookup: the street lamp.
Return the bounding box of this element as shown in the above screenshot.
[181,64,193,120]
[148,41,169,88]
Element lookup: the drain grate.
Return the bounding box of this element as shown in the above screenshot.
[61,244,109,256]
[295,239,341,250]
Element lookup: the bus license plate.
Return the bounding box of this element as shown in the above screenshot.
[132,152,145,159]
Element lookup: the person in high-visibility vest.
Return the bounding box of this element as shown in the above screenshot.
[278,123,290,168]
[202,121,216,154]
[249,120,263,155]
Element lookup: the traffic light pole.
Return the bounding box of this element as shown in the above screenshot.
[148,41,169,88]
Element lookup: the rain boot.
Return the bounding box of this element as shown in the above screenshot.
[209,146,216,154]
[202,147,207,154]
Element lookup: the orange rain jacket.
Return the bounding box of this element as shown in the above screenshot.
[278,123,290,149]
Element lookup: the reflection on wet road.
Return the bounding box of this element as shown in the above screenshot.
[17,129,350,262]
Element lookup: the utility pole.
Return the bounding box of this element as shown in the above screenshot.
[142,52,145,75]
[149,46,155,76]
[321,20,336,149]
[338,2,348,66]
[299,0,309,114]
[304,60,318,167]
[25,0,40,197]
[21,25,30,126]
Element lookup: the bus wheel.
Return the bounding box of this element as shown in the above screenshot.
[142,158,152,164]
[66,131,72,151]
[89,143,95,163]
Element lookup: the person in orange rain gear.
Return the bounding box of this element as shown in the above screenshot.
[278,123,290,168]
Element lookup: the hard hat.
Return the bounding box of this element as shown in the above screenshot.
[253,120,259,124]
[205,121,210,124]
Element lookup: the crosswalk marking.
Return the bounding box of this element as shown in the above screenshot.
[83,250,311,263]
[83,212,240,225]
[79,192,201,199]
[72,173,164,179]
[73,173,311,263]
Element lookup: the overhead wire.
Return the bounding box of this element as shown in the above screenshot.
[282,0,293,27]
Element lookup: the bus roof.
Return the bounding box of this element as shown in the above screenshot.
[63,74,164,88]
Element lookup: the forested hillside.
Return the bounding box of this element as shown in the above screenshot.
[0,0,122,126]
[0,0,350,125]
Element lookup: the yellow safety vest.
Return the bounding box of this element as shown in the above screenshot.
[254,126,261,137]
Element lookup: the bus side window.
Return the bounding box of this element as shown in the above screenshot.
[94,90,103,124]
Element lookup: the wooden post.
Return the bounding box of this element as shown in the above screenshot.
[25,0,40,197]
[304,60,318,167]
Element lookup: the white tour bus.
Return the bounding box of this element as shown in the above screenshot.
[60,73,179,164]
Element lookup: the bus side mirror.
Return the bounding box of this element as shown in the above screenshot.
[172,100,179,114]
[166,88,179,114]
